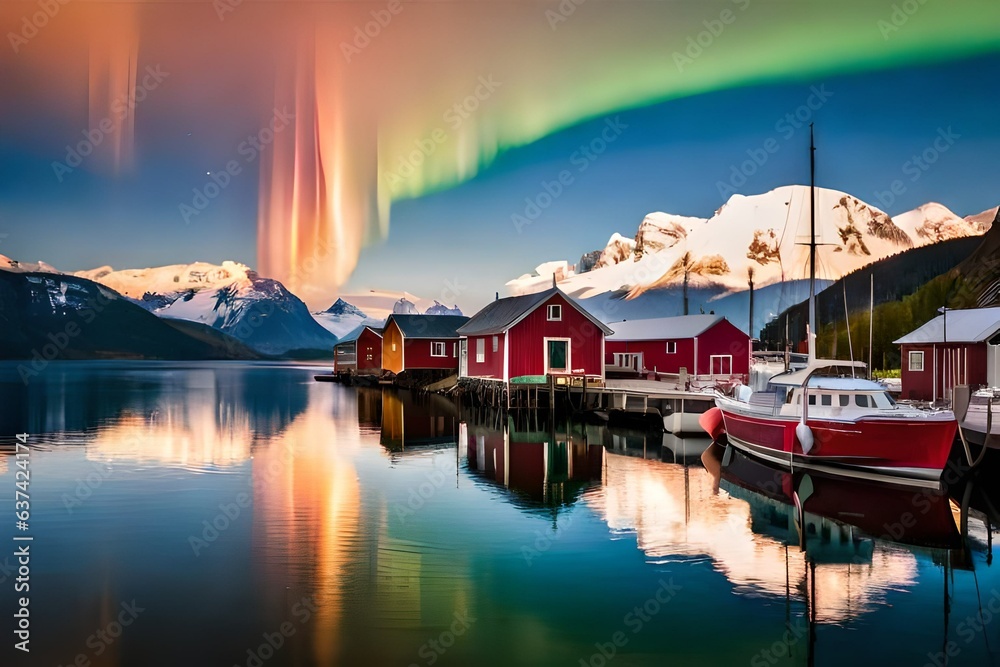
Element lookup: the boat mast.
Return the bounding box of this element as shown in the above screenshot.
[808,124,817,363]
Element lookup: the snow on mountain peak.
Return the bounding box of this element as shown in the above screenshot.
[425,301,464,316]
[393,297,419,315]
[75,260,252,299]
[322,297,367,318]
[893,202,982,244]
[507,185,988,300]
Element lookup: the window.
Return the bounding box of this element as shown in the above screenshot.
[855,394,870,408]
[908,350,925,372]
[709,355,732,376]
[545,338,570,373]
[808,395,816,406]
[839,394,850,407]
[453,342,457,358]
[547,304,562,321]
[666,342,677,354]
[392,342,397,352]
[821,394,832,406]
[492,336,498,352]
[431,341,446,357]
[476,338,485,363]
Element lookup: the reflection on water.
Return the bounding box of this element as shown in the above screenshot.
[0,361,998,666]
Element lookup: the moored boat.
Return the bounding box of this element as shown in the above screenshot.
[709,126,957,487]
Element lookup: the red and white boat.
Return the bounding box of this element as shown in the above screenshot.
[702,127,957,487]
[707,360,957,486]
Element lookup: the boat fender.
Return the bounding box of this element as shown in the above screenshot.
[699,407,725,441]
[796,421,814,455]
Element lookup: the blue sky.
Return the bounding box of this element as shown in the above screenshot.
[1,53,998,314]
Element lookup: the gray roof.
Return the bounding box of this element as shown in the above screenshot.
[456,287,612,337]
[335,322,383,346]
[387,314,469,339]
[893,307,1000,345]
[606,314,726,341]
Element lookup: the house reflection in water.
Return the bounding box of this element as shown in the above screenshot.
[465,415,604,505]
[378,388,459,452]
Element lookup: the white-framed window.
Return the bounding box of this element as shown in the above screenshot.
[908,350,924,372]
[613,353,641,371]
[544,337,571,373]
[709,354,732,376]
[547,304,562,321]
[492,335,499,352]
[453,342,457,358]
[476,338,485,363]
[431,341,446,357]
[665,341,677,354]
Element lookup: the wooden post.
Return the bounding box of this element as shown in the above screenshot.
[548,374,555,412]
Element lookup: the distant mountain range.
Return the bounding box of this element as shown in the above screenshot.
[0,255,462,361]
[507,186,994,334]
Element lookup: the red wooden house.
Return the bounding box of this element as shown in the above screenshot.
[457,287,612,382]
[604,314,750,379]
[333,324,383,376]
[382,314,469,374]
[894,307,1000,402]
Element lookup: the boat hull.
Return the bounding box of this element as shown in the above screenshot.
[715,399,956,486]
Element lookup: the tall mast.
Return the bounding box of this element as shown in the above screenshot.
[808,124,817,362]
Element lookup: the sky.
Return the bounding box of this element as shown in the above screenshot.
[1,0,999,314]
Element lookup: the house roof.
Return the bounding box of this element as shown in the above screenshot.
[456,287,613,337]
[335,322,383,346]
[606,314,728,341]
[387,314,469,339]
[893,307,1000,345]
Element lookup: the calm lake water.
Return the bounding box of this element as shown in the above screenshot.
[1,361,998,666]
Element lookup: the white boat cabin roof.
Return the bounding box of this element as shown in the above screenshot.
[767,359,869,388]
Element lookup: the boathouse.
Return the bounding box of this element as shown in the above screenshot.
[381,314,469,375]
[894,306,1000,402]
[333,324,383,376]
[456,287,612,382]
[604,315,751,380]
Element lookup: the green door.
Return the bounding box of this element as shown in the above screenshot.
[547,339,568,372]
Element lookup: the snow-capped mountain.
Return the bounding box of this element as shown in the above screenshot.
[965,205,998,233]
[508,186,988,300]
[74,260,336,356]
[312,298,371,338]
[425,300,463,316]
[0,269,257,361]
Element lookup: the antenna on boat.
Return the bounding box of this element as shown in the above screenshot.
[807,123,817,365]
[868,273,874,380]
[843,281,855,378]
